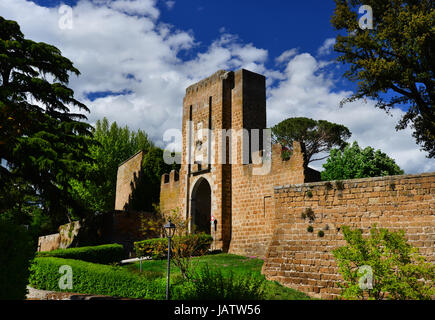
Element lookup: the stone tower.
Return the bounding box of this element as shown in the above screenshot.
[161,69,265,251]
[160,68,312,255]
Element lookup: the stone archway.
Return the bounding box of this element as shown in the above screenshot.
[190,178,211,234]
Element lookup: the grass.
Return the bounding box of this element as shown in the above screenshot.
[123,253,311,300]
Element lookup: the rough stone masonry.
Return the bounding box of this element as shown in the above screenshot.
[115,69,435,299]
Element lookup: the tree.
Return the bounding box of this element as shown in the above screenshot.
[70,117,153,213]
[271,117,351,166]
[333,225,435,300]
[331,0,435,157]
[321,141,404,180]
[0,17,93,224]
[127,146,179,212]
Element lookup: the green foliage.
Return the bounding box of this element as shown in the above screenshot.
[171,232,212,280]
[34,253,309,300]
[0,17,94,224]
[124,253,312,300]
[134,234,212,260]
[321,141,404,181]
[304,207,316,222]
[134,237,168,260]
[179,264,266,300]
[127,147,179,212]
[307,225,314,233]
[36,243,125,264]
[0,220,36,299]
[317,230,325,237]
[271,117,351,165]
[332,225,435,300]
[331,0,435,157]
[28,257,169,299]
[29,255,268,300]
[70,117,153,213]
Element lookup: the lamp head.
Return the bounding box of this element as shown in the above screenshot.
[164,218,176,238]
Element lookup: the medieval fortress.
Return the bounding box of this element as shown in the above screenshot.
[115,69,434,299]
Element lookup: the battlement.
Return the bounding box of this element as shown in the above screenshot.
[161,169,180,187]
[185,70,230,96]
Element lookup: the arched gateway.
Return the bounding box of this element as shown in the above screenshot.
[190,178,211,234]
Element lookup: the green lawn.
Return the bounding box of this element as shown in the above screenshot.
[123,253,311,300]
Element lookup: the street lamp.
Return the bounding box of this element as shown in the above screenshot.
[164,218,176,300]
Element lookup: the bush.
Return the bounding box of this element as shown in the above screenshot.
[333,225,435,300]
[29,257,168,299]
[0,220,36,299]
[134,234,212,260]
[36,244,125,264]
[179,264,265,300]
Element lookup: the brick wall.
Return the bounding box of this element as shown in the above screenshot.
[262,172,435,299]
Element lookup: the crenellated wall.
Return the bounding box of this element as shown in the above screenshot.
[112,68,435,299]
[160,169,181,216]
[158,68,322,256]
[261,172,435,299]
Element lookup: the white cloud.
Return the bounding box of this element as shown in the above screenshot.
[165,1,175,10]
[275,48,298,65]
[267,53,435,174]
[1,1,433,174]
[317,37,336,56]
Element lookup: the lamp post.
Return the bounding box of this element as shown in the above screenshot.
[164,218,176,300]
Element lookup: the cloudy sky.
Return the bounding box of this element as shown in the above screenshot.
[1,0,434,173]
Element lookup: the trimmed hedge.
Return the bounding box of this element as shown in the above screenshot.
[29,257,266,300]
[134,234,212,259]
[36,244,125,264]
[0,221,36,300]
[29,257,169,299]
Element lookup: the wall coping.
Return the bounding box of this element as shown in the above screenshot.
[117,150,144,168]
[274,171,435,192]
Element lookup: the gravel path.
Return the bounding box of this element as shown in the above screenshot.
[26,286,139,300]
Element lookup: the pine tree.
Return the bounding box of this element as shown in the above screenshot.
[0,17,93,223]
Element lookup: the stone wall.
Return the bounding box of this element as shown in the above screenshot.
[37,233,61,252]
[228,142,310,257]
[37,221,81,252]
[157,68,323,256]
[115,150,144,211]
[160,170,181,216]
[262,172,435,299]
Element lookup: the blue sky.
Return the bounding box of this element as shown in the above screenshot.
[1,0,433,173]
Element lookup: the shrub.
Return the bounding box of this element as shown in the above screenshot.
[333,225,435,300]
[171,233,213,280]
[36,244,125,264]
[29,257,168,299]
[134,234,212,260]
[0,220,36,299]
[307,225,314,233]
[180,264,265,300]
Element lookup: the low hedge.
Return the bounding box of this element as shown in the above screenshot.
[29,257,169,299]
[28,257,266,300]
[36,244,125,264]
[134,234,212,259]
